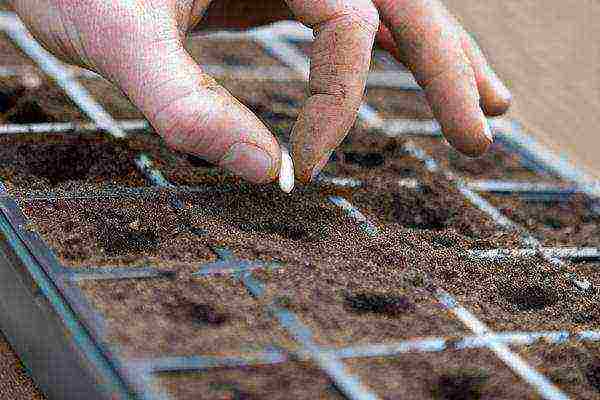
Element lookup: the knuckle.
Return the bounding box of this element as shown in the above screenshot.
[345,2,380,33]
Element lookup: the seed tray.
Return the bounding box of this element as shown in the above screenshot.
[0,12,598,400]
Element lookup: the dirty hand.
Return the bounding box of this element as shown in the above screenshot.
[10,0,511,185]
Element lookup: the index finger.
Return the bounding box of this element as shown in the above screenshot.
[285,0,380,183]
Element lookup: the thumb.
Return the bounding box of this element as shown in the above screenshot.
[112,40,281,184]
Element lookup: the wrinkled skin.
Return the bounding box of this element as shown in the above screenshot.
[9,0,511,184]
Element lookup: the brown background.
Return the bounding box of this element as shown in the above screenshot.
[448,0,600,180]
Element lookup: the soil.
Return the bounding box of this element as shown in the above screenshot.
[483,193,600,247]
[185,37,285,68]
[345,163,524,248]
[20,196,216,268]
[346,348,537,399]
[78,274,296,359]
[412,136,564,183]
[426,253,600,332]
[365,87,432,120]
[154,362,344,400]
[518,341,600,400]
[0,77,84,123]
[0,134,147,193]
[0,31,35,67]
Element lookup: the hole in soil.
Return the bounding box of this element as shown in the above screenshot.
[6,100,54,123]
[222,54,251,66]
[189,304,227,325]
[585,360,600,393]
[237,221,314,242]
[19,144,95,185]
[432,370,489,400]
[186,154,215,168]
[431,235,458,248]
[96,215,159,256]
[499,285,558,311]
[344,293,413,317]
[0,88,18,114]
[394,166,418,178]
[343,152,385,168]
[392,191,454,230]
[165,299,228,326]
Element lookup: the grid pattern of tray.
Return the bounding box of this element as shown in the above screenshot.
[0,11,599,400]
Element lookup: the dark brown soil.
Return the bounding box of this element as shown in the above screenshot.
[0,31,35,66]
[0,77,84,123]
[185,37,285,67]
[345,161,523,248]
[20,196,216,268]
[346,349,537,399]
[426,253,600,332]
[155,362,344,400]
[365,87,432,120]
[0,135,147,193]
[483,193,600,247]
[519,341,600,400]
[78,274,295,359]
[412,137,564,182]
[79,79,142,120]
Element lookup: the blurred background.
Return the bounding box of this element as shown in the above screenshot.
[448,0,600,180]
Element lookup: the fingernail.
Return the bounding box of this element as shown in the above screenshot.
[483,121,494,142]
[491,73,512,103]
[221,142,274,184]
[310,151,333,181]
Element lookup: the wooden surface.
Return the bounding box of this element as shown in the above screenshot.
[447,0,600,181]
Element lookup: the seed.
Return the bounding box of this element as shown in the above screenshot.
[278,146,294,194]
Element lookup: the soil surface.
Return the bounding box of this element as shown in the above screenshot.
[0,20,598,400]
[346,348,537,399]
[0,134,147,193]
[155,362,344,400]
[20,196,216,267]
[0,77,84,123]
[519,341,600,400]
[484,193,600,247]
[79,274,295,359]
[412,136,564,183]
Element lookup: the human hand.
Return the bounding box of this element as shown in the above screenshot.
[10,0,510,186]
